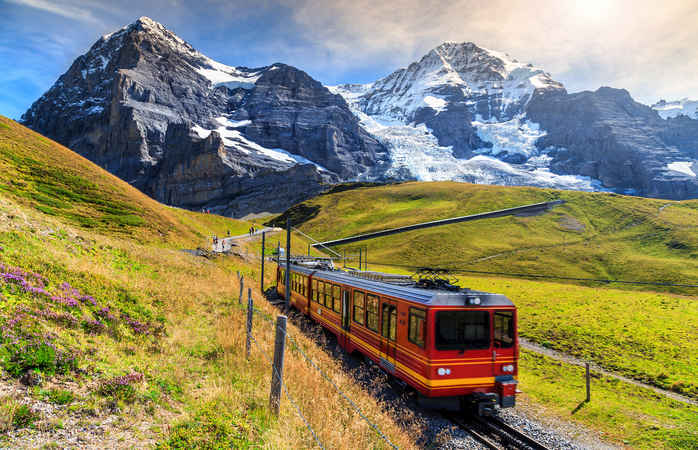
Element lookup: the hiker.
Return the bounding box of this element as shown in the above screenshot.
[227,230,230,237]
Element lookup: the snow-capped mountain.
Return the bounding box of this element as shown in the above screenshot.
[331,43,698,198]
[652,98,698,120]
[330,42,599,191]
[21,18,698,213]
[22,17,388,216]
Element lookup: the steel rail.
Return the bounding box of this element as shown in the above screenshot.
[474,416,552,450]
[312,200,564,248]
[445,414,501,449]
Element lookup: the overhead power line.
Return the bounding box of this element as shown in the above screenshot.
[366,260,698,289]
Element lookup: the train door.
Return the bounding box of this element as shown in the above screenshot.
[339,289,351,349]
[379,300,398,374]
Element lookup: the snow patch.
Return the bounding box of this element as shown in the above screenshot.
[334,86,605,191]
[191,117,327,171]
[85,105,104,115]
[472,115,545,158]
[423,95,447,112]
[667,161,696,177]
[653,98,698,120]
[195,59,261,90]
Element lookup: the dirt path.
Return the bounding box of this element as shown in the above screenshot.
[212,227,282,253]
[520,338,698,406]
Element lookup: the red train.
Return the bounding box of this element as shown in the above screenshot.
[276,261,519,414]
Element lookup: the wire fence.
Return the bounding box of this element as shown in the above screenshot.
[366,259,698,290]
[236,277,399,449]
[248,332,324,449]
[285,332,399,449]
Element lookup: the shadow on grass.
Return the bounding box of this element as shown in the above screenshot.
[571,400,589,415]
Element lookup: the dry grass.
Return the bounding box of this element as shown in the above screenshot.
[0,200,420,447]
[0,117,419,448]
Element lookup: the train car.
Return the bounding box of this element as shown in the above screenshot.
[276,262,518,414]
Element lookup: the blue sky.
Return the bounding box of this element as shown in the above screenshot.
[1,0,697,119]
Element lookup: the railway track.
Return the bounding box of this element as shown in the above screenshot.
[446,413,551,450]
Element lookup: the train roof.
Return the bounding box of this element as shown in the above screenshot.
[287,264,514,307]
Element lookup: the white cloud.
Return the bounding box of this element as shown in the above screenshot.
[282,0,698,103]
[5,0,104,23]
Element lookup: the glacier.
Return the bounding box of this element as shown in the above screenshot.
[328,42,607,191]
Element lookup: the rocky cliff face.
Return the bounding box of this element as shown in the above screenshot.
[525,87,698,198]
[22,21,698,205]
[21,17,386,216]
[332,43,698,199]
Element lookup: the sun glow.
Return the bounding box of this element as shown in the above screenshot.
[570,0,618,22]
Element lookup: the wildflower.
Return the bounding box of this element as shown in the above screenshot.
[82,319,106,335]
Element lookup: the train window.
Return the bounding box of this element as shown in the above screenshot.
[323,283,332,308]
[494,311,514,348]
[381,303,397,341]
[332,285,341,312]
[435,311,490,351]
[311,280,318,301]
[318,282,325,304]
[353,291,365,325]
[408,308,426,348]
[366,295,379,332]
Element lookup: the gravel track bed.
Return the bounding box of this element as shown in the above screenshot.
[269,290,608,449]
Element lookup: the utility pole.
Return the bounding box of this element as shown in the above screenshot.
[285,218,291,308]
[260,231,266,294]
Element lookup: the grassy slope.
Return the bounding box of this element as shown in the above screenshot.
[0,117,417,448]
[284,181,698,291]
[285,181,698,447]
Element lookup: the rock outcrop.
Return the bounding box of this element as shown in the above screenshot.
[21,17,385,216]
[332,43,698,198]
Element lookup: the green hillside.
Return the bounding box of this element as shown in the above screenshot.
[278,181,698,447]
[0,117,415,449]
[276,181,698,292]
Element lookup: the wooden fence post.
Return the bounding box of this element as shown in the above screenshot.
[585,362,591,402]
[269,315,287,416]
[246,288,253,359]
[239,274,244,305]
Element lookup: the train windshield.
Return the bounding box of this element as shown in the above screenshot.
[435,311,490,351]
[494,311,514,348]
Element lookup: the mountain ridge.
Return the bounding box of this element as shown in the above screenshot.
[21,17,390,217]
[20,17,698,215]
[332,42,698,198]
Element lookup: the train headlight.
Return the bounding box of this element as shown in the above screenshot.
[437,368,452,376]
[467,296,481,305]
[502,364,515,373]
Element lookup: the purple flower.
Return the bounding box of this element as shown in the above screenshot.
[82,319,106,334]
[78,295,96,306]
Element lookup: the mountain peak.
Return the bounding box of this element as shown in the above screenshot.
[134,16,159,27]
